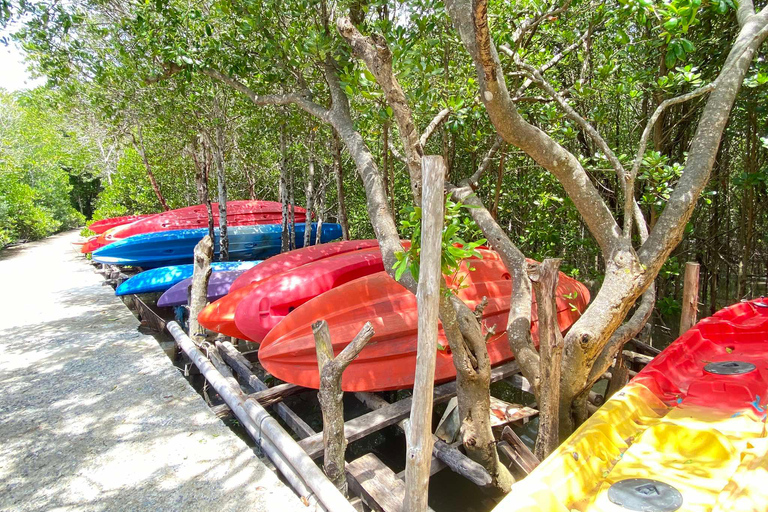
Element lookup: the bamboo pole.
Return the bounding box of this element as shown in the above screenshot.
[167,321,355,512]
[313,320,375,494]
[680,262,700,336]
[404,155,445,512]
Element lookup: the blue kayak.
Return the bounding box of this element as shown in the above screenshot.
[116,261,262,296]
[93,223,343,268]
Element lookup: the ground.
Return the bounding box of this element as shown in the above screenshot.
[0,230,306,512]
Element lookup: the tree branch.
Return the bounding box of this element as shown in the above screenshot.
[587,283,655,385]
[202,68,330,122]
[446,0,623,255]
[420,108,451,148]
[337,17,425,204]
[738,0,756,27]
[512,0,573,48]
[513,29,590,97]
[468,136,504,186]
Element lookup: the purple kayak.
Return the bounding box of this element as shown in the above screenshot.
[157,270,245,308]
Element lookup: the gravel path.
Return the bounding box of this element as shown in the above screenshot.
[0,231,306,512]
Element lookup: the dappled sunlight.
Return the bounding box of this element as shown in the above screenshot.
[0,232,304,511]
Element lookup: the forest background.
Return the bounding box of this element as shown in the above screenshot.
[1,0,766,346]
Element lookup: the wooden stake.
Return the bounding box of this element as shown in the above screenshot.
[313,320,375,494]
[680,261,700,336]
[529,258,563,460]
[404,155,445,512]
[187,235,213,341]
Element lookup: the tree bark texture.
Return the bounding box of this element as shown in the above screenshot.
[280,122,291,252]
[528,259,564,458]
[304,128,316,249]
[313,320,375,494]
[213,119,229,261]
[331,130,350,240]
[404,156,445,512]
[188,235,213,341]
[679,262,700,336]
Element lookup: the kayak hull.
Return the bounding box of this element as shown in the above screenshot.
[115,261,261,296]
[492,299,768,512]
[258,256,590,391]
[198,240,381,340]
[88,214,155,234]
[158,270,245,307]
[82,201,306,253]
[229,239,380,292]
[93,223,342,267]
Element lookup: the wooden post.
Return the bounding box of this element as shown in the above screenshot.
[680,261,700,336]
[313,320,375,494]
[187,235,213,341]
[404,155,445,512]
[528,258,563,460]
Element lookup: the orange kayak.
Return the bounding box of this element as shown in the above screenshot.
[258,255,590,391]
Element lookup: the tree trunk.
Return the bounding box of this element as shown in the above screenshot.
[304,129,316,248]
[213,122,229,261]
[280,123,290,252]
[315,165,328,246]
[331,130,350,240]
[491,150,506,219]
[404,156,445,512]
[191,136,215,241]
[132,125,169,211]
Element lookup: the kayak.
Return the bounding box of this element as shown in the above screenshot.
[115,261,261,296]
[229,239,380,292]
[81,200,306,253]
[157,270,245,308]
[199,240,380,341]
[492,299,768,512]
[92,223,342,267]
[234,247,386,342]
[88,214,155,234]
[258,256,590,391]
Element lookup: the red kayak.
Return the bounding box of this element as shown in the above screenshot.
[234,247,386,342]
[258,256,590,391]
[199,240,380,340]
[229,239,380,292]
[81,201,306,253]
[88,214,155,234]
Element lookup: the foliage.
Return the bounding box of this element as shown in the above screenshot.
[0,89,92,246]
[393,197,486,287]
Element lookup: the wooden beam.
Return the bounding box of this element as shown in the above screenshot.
[355,392,492,488]
[299,361,521,459]
[348,454,435,512]
[500,426,539,475]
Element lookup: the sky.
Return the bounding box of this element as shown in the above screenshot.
[0,43,45,92]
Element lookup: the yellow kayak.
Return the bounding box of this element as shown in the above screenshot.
[494,299,768,512]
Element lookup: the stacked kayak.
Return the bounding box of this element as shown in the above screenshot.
[116,261,261,296]
[199,240,381,340]
[493,299,768,512]
[82,201,305,253]
[257,253,590,391]
[88,214,155,234]
[92,223,342,267]
[158,270,245,307]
